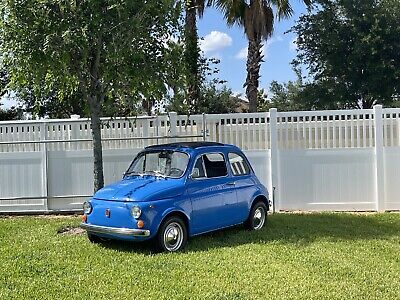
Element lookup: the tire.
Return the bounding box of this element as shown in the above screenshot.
[246,201,268,230]
[87,232,102,243]
[156,216,188,252]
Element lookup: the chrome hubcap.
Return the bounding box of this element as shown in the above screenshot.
[253,207,265,230]
[163,222,183,251]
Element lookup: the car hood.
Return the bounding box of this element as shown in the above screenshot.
[93,176,185,202]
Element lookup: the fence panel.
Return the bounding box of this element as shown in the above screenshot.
[278,149,376,211]
[1,106,400,213]
[205,113,270,150]
[384,147,400,210]
[0,151,46,212]
[276,109,375,150]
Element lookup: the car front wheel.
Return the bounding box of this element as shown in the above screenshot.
[157,216,188,252]
[246,201,267,230]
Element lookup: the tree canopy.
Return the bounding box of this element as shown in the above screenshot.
[0,0,181,190]
[292,0,400,109]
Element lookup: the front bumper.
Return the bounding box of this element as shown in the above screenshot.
[80,223,150,237]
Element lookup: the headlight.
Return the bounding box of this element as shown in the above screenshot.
[130,206,141,219]
[83,201,92,214]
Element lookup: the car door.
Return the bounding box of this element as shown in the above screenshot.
[187,152,239,234]
[227,152,257,221]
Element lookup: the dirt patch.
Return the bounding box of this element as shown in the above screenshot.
[57,226,85,235]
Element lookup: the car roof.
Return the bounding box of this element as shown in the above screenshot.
[145,141,228,150]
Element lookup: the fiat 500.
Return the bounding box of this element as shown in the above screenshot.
[81,142,269,252]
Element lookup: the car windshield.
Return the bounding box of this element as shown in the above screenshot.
[126,150,189,178]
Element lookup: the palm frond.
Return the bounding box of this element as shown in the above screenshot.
[195,0,206,17]
[270,0,294,20]
[214,0,247,26]
[244,1,274,40]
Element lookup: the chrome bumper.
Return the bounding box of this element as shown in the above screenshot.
[80,223,150,237]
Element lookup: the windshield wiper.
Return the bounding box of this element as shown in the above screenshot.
[124,171,145,177]
[145,170,167,178]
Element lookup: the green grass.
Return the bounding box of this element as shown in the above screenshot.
[0,213,399,300]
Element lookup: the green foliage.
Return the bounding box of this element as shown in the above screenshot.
[168,81,237,114]
[292,0,400,109]
[259,68,350,112]
[258,78,305,112]
[0,213,399,299]
[197,82,238,114]
[184,2,202,112]
[0,104,23,121]
[166,55,230,114]
[0,0,181,111]
[0,0,182,190]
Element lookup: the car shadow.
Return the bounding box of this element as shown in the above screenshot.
[93,213,400,254]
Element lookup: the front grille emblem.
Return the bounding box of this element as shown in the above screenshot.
[105,209,110,218]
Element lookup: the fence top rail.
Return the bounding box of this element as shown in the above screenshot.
[277,108,374,117]
[382,108,400,114]
[205,112,269,120]
[2,107,400,126]
[0,114,165,126]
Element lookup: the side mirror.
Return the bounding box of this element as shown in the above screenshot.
[191,167,200,179]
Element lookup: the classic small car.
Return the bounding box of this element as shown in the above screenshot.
[81,142,269,252]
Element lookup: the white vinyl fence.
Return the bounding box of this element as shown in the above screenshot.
[1,105,399,213]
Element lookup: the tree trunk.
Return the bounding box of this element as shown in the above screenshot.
[184,1,200,112]
[142,98,152,116]
[88,96,104,192]
[245,37,263,112]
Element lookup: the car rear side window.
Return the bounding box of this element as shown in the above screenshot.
[192,153,228,179]
[203,153,227,178]
[228,152,250,176]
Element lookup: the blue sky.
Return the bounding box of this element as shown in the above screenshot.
[198,2,308,97]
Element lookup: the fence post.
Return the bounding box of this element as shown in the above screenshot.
[143,119,149,147]
[40,121,49,212]
[269,108,279,212]
[202,113,207,141]
[70,116,80,151]
[373,105,385,212]
[169,112,177,142]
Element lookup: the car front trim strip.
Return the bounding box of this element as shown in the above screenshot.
[80,223,150,237]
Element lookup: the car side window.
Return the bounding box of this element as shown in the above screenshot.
[203,153,227,178]
[192,156,206,179]
[228,152,250,176]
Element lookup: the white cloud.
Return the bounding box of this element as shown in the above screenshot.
[199,31,233,53]
[235,47,248,60]
[289,37,297,52]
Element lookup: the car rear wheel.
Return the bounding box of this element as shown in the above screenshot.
[246,201,267,230]
[157,216,188,252]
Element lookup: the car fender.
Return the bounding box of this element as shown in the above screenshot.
[249,190,270,211]
[154,204,192,236]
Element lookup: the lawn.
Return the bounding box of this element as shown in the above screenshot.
[0,213,399,300]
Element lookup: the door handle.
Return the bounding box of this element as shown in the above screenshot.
[226,182,236,186]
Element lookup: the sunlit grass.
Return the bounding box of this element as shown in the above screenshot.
[0,213,399,299]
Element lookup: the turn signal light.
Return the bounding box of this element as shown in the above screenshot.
[81,214,87,222]
[137,220,144,228]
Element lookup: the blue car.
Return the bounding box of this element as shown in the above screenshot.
[81,142,269,252]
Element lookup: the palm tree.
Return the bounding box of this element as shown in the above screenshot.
[216,0,311,112]
[184,1,212,112]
